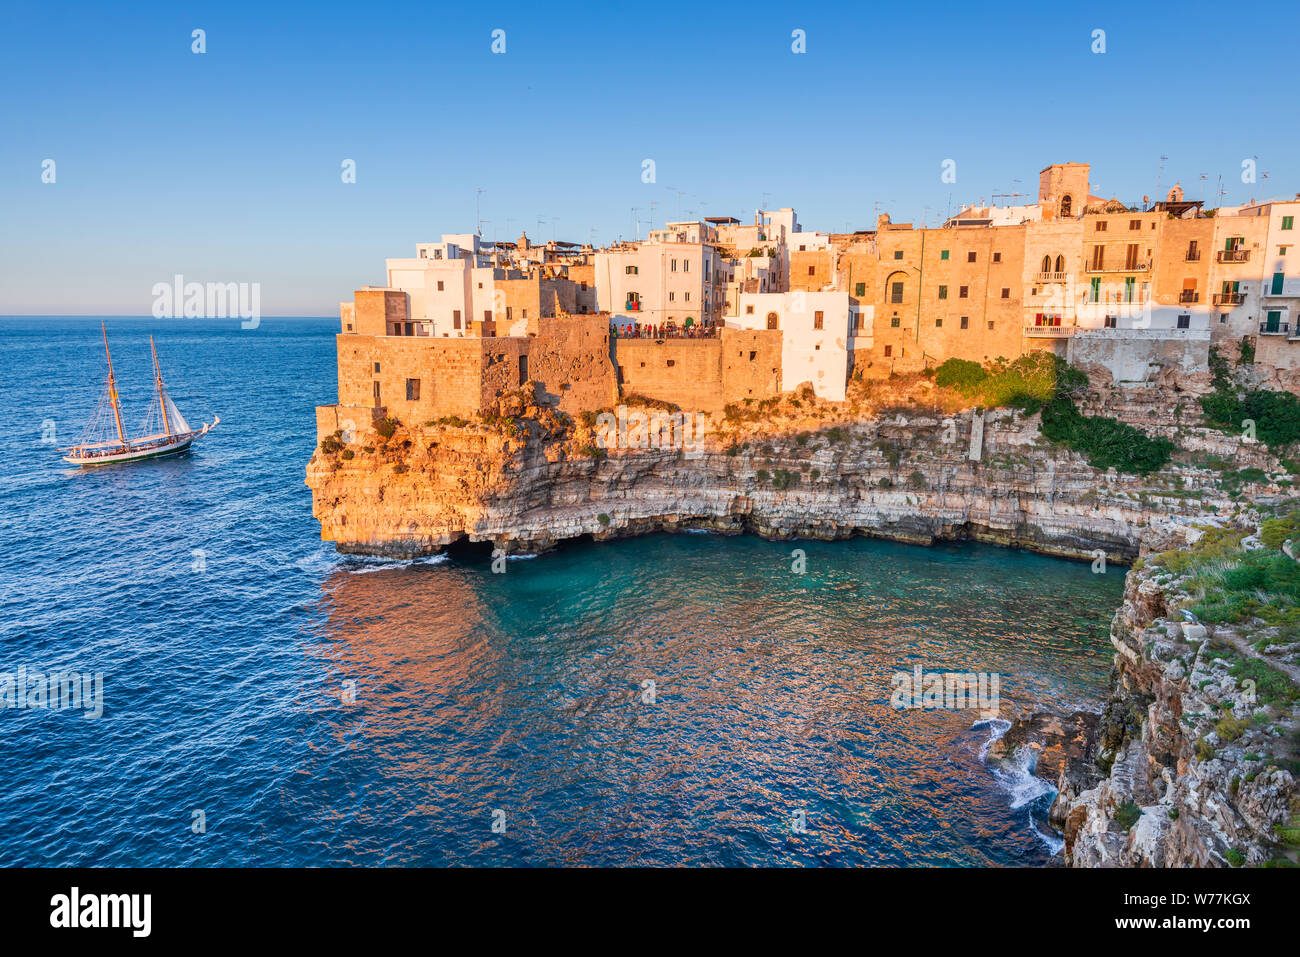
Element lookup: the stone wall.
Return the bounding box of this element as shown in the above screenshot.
[613,329,781,411]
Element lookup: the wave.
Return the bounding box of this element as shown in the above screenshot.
[974,717,1064,854]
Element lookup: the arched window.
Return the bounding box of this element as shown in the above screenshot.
[766,311,779,330]
[1054,254,1065,273]
[1041,255,1051,273]
[1060,195,1072,218]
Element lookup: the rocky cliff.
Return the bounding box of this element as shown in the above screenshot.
[305,380,1250,564]
[1044,522,1300,867]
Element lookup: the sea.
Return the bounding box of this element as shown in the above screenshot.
[0,317,1124,866]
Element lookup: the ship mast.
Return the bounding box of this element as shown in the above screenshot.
[102,322,128,448]
[150,335,172,438]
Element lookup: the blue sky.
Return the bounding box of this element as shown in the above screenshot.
[1,0,1296,315]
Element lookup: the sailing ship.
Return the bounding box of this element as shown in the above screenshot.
[61,323,218,467]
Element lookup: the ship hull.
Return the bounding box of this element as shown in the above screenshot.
[63,437,195,467]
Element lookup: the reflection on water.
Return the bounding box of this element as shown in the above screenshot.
[294,534,1121,866]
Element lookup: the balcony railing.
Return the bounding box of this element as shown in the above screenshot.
[1217,249,1250,263]
[1085,261,1151,273]
[625,301,641,312]
[1034,271,1068,283]
[1213,292,1244,306]
[1178,290,1200,304]
[1024,324,1073,337]
[1260,321,1290,335]
[1185,250,1202,262]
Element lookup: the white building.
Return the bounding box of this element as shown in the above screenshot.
[724,290,867,401]
[595,241,724,329]
[385,235,501,338]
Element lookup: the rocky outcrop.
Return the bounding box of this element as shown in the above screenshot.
[1049,531,1300,867]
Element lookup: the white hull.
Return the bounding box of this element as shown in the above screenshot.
[63,417,218,467]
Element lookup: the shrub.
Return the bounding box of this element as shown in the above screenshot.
[340,449,355,460]
[1040,397,1174,475]
[756,469,771,484]
[1216,714,1250,742]
[375,416,400,439]
[597,513,610,527]
[319,432,344,454]
[1115,799,1142,831]
[1202,388,1300,447]
[934,358,987,391]
[1226,848,1246,867]
[907,469,926,489]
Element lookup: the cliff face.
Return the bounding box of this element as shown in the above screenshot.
[304,403,1230,562]
[1049,540,1299,867]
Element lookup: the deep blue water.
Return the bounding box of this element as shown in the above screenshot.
[0,317,1123,866]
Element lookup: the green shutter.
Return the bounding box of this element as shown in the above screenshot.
[1273,272,1285,295]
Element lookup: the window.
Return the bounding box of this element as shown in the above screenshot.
[1095,220,1107,232]
[808,266,815,275]
[668,292,675,302]
[1089,276,1101,302]
[453,310,461,329]
[373,361,381,374]
[891,282,904,303]
[666,359,675,367]
[992,252,1002,263]
[960,316,969,329]
[1091,246,1105,270]
[1283,216,1294,230]
[373,381,381,404]
[894,250,903,260]
[436,281,444,291]
[855,282,866,296]
[1280,247,1289,256]
[884,345,892,357]
[1060,195,1072,217]
[940,249,950,260]
[959,285,968,299]
[671,259,678,272]
[938,285,948,300]
[1129,219,1141,230]
[1055,254,1065,272]
[684,293,691,302]
[1000,288,1010,299]
[683,260,689,272]
[1273,272,1285,295]
[935,317,943,327]
[484,310,491,322]
[766,312,779,330]
[1104,315,1117,328]
[890,317,900,327]
[1176,314,1190,329]
[625,265,638,275]
[519,356,528,386]
[505,306,513,320]
[1124,243,1140,269]
[967,251,976,263]
[813,310,824,329]
[745,305,754,314]
[406,378,420,401]
[986,321,994,330]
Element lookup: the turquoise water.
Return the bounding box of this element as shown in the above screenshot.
[0,317,1123,866]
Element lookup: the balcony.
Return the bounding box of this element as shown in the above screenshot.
[1034,271,1068,283]
[1217,249,1250,263]
[1024,324,1073,337]
[1184,250,1202,262]
[1086,261,1151,273]
[625,301,641,312]
[1260,321,1290,335]
[1178,290,1200,304]
[1213,292,1244,306]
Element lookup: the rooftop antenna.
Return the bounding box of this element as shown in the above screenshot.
[1199,173,1208,203]
[649,200,657,231]
[1156,154,1167,197]
[475,187,485,235]
[631,207,640,239]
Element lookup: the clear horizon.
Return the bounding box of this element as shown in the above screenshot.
[3,0,1296,315]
